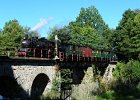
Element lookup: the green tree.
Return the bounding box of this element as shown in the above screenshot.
[113,60,140,84]
[28,31,40,38]
[132,11,140,60]
[48,6,111,49]
[0,29,3,46]
[1,19,26,49]
[17,27,40,38]
[69,6,111,48]
[112,9,140,60]
[48,26,71,43]
[69,25,100,48]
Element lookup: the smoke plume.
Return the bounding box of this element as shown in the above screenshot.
[30,17,53,32]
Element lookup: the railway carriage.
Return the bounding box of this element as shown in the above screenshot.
[17,35,117,62]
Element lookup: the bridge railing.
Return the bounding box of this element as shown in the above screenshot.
[0,48,16,57]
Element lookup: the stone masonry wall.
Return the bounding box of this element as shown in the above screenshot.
[0,59,56,97]
[12,65,55,95]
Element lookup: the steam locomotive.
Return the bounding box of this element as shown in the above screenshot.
[17,35,55,58]
[17,35,117,62]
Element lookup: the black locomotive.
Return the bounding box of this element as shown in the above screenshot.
[17,35,55,58]
[17,35,117,62]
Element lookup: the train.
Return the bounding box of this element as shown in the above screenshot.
[17,35,117,62]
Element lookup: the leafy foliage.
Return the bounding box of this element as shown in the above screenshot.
[0,19,26,49]
[61,69,72,87]
[48,26,71,43]
[112,9,140,60]
[48,6,112,49]
[0,30,3,48]
[113,60,140,85]
[69,6,111,48]
[68,25,100,48]
[52,72,61,91]
[29,31,40,38]
[40,90,60,100]
[96,60,140,100]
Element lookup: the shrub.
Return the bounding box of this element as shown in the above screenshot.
[40,72,61,100]
[40,90,60,100]
[113,60,140,85]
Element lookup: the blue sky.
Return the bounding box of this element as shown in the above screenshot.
[0,0,140,37]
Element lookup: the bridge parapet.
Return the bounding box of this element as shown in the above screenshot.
[0,56,56,98]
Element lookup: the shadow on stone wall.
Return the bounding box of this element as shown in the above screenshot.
[94,63,109,76]
[31,73,50,100]
[0,56,55,100]
[69,62,109,84]
[0,56,29,99]
[72,67,88,84]
[0,76,29,99]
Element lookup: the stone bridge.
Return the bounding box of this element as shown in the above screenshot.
[0,56,57,99]
[0,56,117,99]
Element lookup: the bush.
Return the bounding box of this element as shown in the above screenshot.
[95,60,140,100]
[95,90,116,100]
[40,72,61,100]
[113,60,140,85]
[40,90,60,100]
[108,60,140,99]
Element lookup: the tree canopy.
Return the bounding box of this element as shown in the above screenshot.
[69,6,112,48]
[0,19,26,49]
[48,26,71,43]
[112,9,140,60]
[48,6,111,49]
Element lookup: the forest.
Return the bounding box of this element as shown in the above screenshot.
[0,5,140,100]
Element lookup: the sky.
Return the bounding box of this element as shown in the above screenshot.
[0,0,140,37]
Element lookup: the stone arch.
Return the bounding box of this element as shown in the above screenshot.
[30,73,50,99]
[0,76,19,98]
